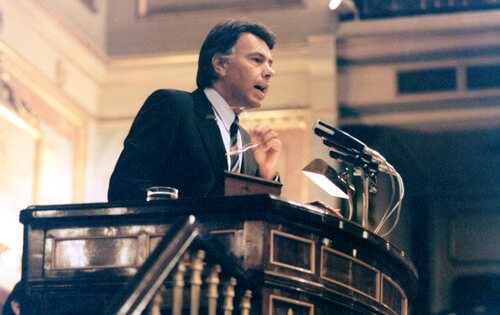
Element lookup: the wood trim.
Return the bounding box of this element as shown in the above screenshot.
[320,245,380,301]
[269,294,314,315]
[270,230,315,274]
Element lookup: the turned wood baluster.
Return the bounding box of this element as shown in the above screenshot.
[206,264,222,315]
[148,286,164,315]
[172,254,188,315]
[223,277,237,315]
[239,290,252,315]
[190,250,205,315]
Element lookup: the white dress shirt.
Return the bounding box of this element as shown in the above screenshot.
[204,88,242,172]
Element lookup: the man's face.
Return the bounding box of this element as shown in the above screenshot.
[213,33,275,112]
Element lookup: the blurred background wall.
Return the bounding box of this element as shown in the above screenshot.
[0,1,498,314]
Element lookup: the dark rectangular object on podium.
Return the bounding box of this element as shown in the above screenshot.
[223,170,282,196]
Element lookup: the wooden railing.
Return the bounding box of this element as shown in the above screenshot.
[104,215,254,315]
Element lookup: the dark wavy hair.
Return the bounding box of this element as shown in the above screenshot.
[196,20,276,88]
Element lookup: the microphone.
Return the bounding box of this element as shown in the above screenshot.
[315,120,365,154]
[322,138,373,164]
[315,120,384,163]
[315,120,398,175]
[329,147,397,176]
[328,147,377,172]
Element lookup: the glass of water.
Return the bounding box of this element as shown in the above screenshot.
[146,186,178,201]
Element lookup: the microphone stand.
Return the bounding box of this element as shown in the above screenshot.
[328,147,379,229]
[353,160,377,229]
[361,172,371,229]
[313,120,404,235]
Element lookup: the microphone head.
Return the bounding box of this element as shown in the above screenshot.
[314,120,365,153]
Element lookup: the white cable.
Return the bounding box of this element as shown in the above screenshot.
[374,165,396,234]
[380,171,404,236]
[380,172,404,237]
[373,158,405,236]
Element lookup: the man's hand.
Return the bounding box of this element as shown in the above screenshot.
[249,125,282,180]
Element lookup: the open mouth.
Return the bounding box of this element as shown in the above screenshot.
[254,85,266,93]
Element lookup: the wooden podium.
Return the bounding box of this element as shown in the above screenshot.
[20,194,418,315]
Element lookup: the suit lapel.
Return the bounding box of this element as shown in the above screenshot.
[192,89,228,175]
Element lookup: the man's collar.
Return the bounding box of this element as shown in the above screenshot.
[204,88,236,131]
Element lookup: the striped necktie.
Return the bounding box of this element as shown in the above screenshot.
[229,116,240,172]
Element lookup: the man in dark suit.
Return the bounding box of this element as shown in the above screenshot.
[108,20,282,201]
